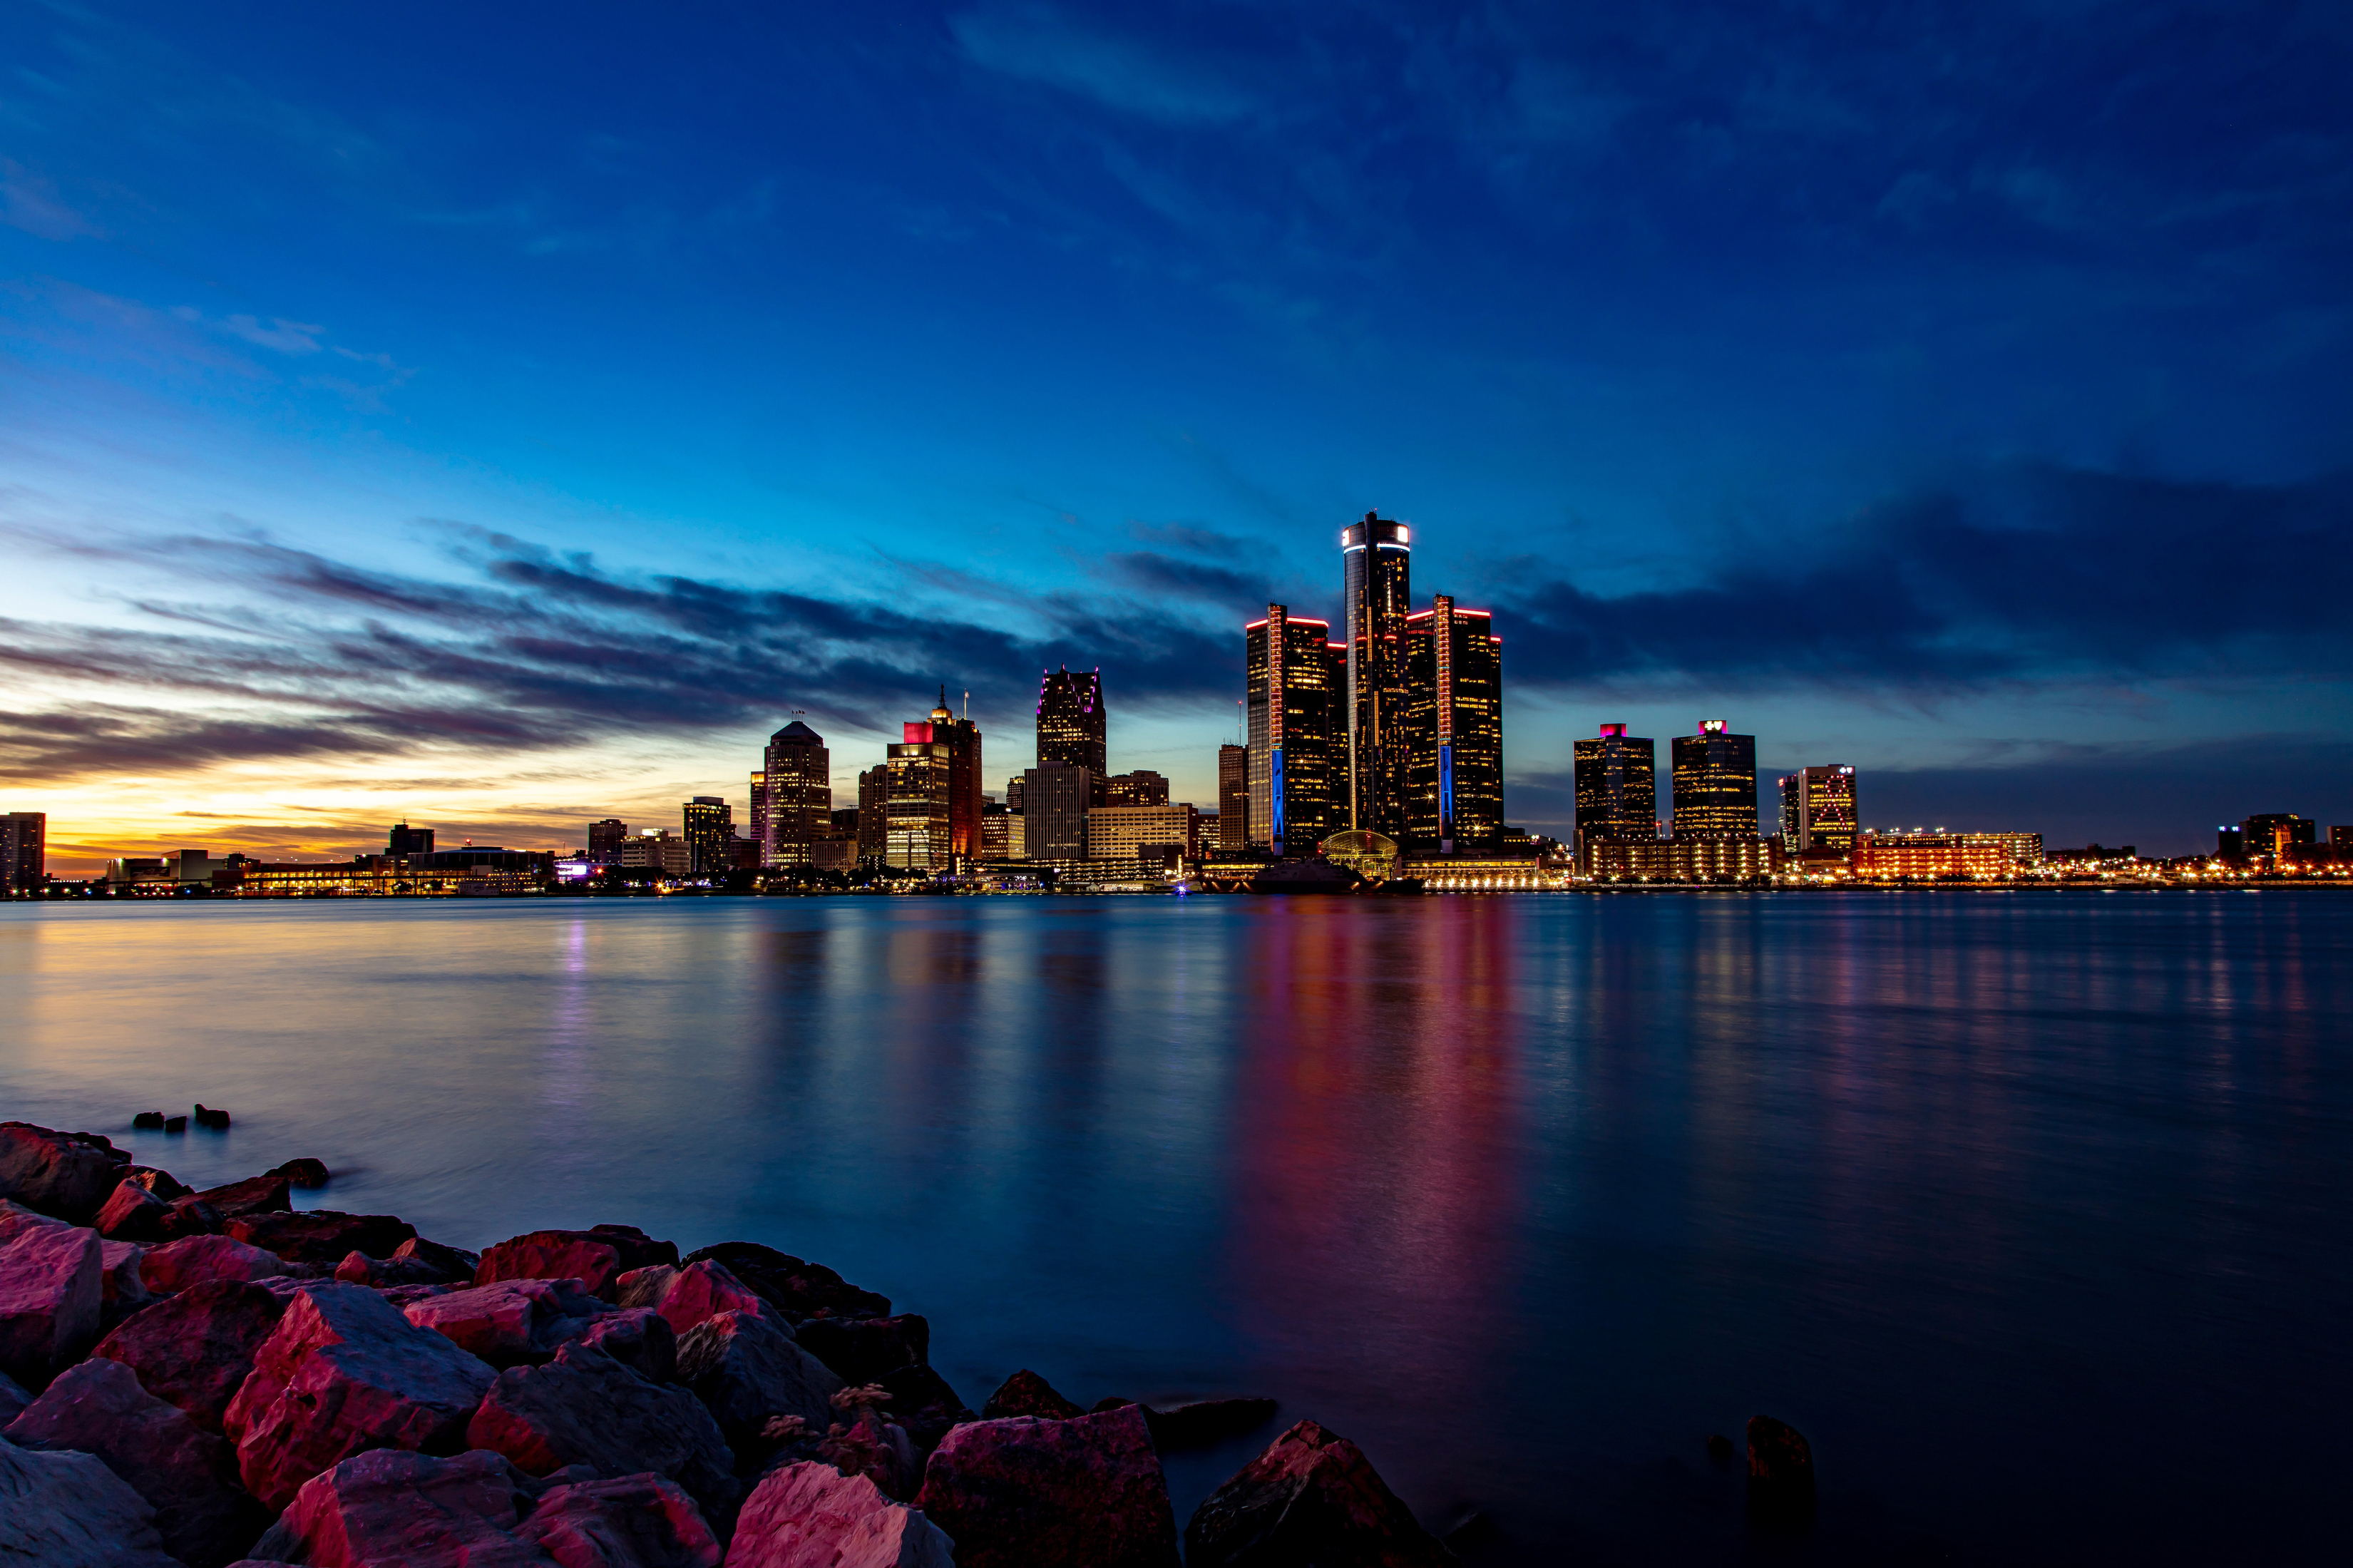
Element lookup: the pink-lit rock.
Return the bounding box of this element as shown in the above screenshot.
[727,1460,953,1568]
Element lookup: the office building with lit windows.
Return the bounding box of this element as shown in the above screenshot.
[1340,512,1413,837]
[1670,720,1758,839]
[1036,667,1107,799]
[1216,743,1249,852]
[1403,595,1502,851]
[1,811,45,894]
[682,796,734,877]
[1574,724,1657,852]
[587,818,628,863]
[1780,765,1859,854]
[885,726,955,871]
[1022,761,1092,862]
[1246,603,1341,856]
[761,719,831,866]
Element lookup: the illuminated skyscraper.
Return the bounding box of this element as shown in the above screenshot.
[1779,765,1858,853]
[1246,603,1340,856]
[1670,720,1758,838]
[1036,667,1106,801]
[587,818,627,862]
[1022,761,1092,861]
[761,719,831,866]
[1,811,44,894]
[923,691,985,861]
[1216,743,1249,852]
[1404,595,1502,851]
[1340,512,1413,836]
[1574,724,1656,847]
[682,796,734,878]
[885,724,955,871]
[856,767,887,862]
[747,772,768,856]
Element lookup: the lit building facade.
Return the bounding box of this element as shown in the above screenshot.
[1403,595,1502,852]
[1585,836,1782,881]
[1087,804,1199,866]
[1780,765,1858,853]
[1341,512,1413,837]
[1669,720,1757,838]
[1216,743,1249,852]
[1245,604,1341,857]
[2240,813,2315,859]
[1022,762,1092,862]
[388,822,435,856]
[855,767,888,864]
[619,831,693,877]
[762,720,832,866]
[1102,771,1169,806]
[747,773,768,855]
[1,811,46,893]
[886,720,957,871]
[587,819,627,862]
[1851,833,2021,879]
[1574,724,1657,848]
[682,796,733,877]
[1036,667,1107,796]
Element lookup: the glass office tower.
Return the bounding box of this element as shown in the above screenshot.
[1779,764,1859,853]
[1403,595,1503,852]
[1036,667,1107,801]
[1341,512,1413,836]
[1574,724,1657,847]
[1669,719,1758,838]
[1246,603,1340,856]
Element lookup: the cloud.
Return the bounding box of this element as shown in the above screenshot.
[951,4,1261,125]
[1098,550,1263,604]
[0,158,94,240]
[1490,464,2353,691]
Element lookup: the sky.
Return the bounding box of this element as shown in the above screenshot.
[3,1,2350,869]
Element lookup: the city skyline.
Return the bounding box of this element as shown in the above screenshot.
[3,6,2349,870]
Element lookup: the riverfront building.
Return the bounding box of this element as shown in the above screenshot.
[1,811,45,893]
[1574,724,1658,849]
[1670,721,1758,838]
[1036,667,1107,796]
[1216,744,1249,852]
[1022,761,1092,861]
[1780,765,1859,854]
[1246,604,1342,857]
[1341,513,1415,839]
[761,720,831,866]
[682,796,733,877]
[1403,595,1502,853]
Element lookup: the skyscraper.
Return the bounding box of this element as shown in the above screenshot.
[1246,603,1340,856]
[856,767,887,863]
[1102,771,1169,806]
[1,811,45,894]
[747,772,768,857]
[884,723,955,871]
[762,719,831,866]
[1670,720,1758,839]
[1403,595,1502,851]
[923,690,984,861]
[682,796,734,877]
[1780,765,1858,853]
[1022,761,1092,862]
[1036,667,1106,798]
[1574,724,1657,848]
[388,822,434,856]
[1216,743,1249,852]
[588,819,628,861]
[1341,512,1413,836]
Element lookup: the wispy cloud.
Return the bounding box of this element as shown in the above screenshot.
[0,157,94,240]
[951,4,1262,126]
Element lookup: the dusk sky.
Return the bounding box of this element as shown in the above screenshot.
[4,1,2349,868]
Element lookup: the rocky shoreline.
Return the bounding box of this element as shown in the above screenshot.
[2,1117,1496,1567]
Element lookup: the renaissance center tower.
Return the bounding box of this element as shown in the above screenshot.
[1340,511,1413,838]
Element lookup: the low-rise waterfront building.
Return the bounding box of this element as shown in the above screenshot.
[1586,834,1782,881]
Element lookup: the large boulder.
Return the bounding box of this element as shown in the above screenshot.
[617,1261,770,1336]
[1182,1418,1456,1568]
[681,1244,888,1321]
[404,1277,613,1367]
[246,1446,537,1567]
[1745,1414,1817,1522]
[163,1196,227,1239]
[97,1179,177,1242]
[727,1460,953,1568]
[227,1209,416,1264]
[514,1472,724,1567]
[476,1226,678,1301]
[673,1309,844,1451]
[125,1166,193,1201]
[912,1405,1179,1568]
[394,1235,483,1283]
[190,1176,292,1219]
[93,1277,288,1432]
[6,1356,269,1568]
[265,1157,331,1189]
[979,1367,1082,1421]
[468,1341,737,1509]
[791,1316,928,1387]
[99,1237,152,1324]
[0,1204,102,1389]
[876,1363,973,1457]
[0,1437,183,1567]
[140,1234,297,1294]
[582,1307,679,1384]
[0,1122,126,1223]
[222,1280,498,1510]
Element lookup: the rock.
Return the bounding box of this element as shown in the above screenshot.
[165,1196,227,1238]
[478,1226,680,1301]
[97,1179,177,1242]
[404,1277,614,1368]
[681,1243,889,1321]
[979,1368,1083,1421]
[1706,1433,1736,1463]
[1745,1414,1816,1522]
[727,1460,953,1568]
[222,1279,498,1510]
[791,1316,928,1387]
[126,1167,193,1201]
[395,1234,483,1283]
[191,1175,290,1218]
[98,1237,152,1328]
[193,1105,232,1129]
[618,1260,772,1336]
[247,1446,535,1568]
[582,1306,680,1384]
[266,1157,331,1189]
[336,1249,448,1287]
[227,1209,416,1264]
[0,1122,126,1222]
[1093,1395,1138,1413]
[1143,1396,1279,1450]
[1183,1418,1456,1568]
[134,1112,167,1130]
[468,1341,737,1510]
[514,1472,724,1567]
[0,1366,28,1422]
[140,1233,295,1293]
[93,1277,288,1432]
[164,1116,188,1134]
[0,1204,102,1389]
[0,1436,183,1567]
[875,1363,973,1457]
[674,1308,845,1450]
[913,1405,1179,1568]
[6,1356,270,1568]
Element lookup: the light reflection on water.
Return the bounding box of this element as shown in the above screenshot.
[1,893,2346,1565]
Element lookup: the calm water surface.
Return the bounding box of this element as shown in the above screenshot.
[2,892,2347,1563]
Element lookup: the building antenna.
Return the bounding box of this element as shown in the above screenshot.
[963,690,970,721]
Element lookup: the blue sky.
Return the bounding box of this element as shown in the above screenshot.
[3,1,2349,864]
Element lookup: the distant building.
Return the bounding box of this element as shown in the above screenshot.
[1089,804,1199,867]
[2215,825,2245,858]
[1574,724,1657,848]
[588,819,628,862]
[1586,836,1782,882]
[1,811,44,893]
[748,772,769,856]
[1779,765,1857,854]
[1669,721,1757,839]
[1852,833,2026,878]
[762,720,831,866]
[1216,744,1249,853]
[1022,762,1092,862]
[1005,774,1026,814]
[388,821,435,856]
[1036,668,1107,794]
[1246,603,1342,856]
[856,767,888,863]
[2240,813,2314,859]
[886,726,955,872]
[1102,771,1170,806]
[1341,512,1414,838]
[682,796,733,877]
[617,830,693,877]
[981,801,1013,861]
[1403,595,1502,852]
